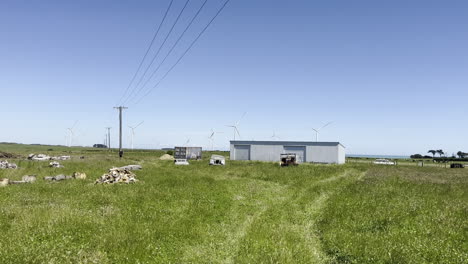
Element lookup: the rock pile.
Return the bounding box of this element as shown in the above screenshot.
[0,160,18,169]
[28,154,51,161]
[159,154,174,160]
[28,154,71,161]
[95,168,137,184]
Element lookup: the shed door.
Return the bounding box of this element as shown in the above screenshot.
[234,145,250,160]
[283,146,306,163]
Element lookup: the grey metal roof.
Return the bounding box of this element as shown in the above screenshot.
[230,140,345,148]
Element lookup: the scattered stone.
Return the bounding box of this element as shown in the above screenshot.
[95,168,137,184]
[44,174,73,181]
[49,161,64,168]
[159,154,174,160]
[0,178,9,187]
[28,154,70,161]
[9,180,27,184]
[28,153,51,161]
[119,164,142,170]
[50,155,71,161]
[0,160,18,169]
[22,175,37,183]
[72,172,87,180]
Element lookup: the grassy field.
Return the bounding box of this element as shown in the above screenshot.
[0,143,467,263]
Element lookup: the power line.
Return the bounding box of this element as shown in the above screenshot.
[125,0,209,105]
[122,0,192,105]
[133,0,231,105]
[116,0,175,106]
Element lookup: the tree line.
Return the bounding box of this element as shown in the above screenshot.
[411,150,468,160]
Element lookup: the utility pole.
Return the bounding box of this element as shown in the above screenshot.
[105,127,111,150]
[114,106,128,158]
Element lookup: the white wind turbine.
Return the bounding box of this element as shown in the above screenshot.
[67,121,78,147]
[184,137,191,147]
[271,130,280,140]
[128,121,144,150]
[226,112,247,140]
[312,121,333,142]
[208,129,223,150]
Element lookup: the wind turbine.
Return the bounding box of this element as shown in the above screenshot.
[67,121,78,147]
[128,121,144,150]
[208,129,223,150]
[271,130,280,140]
[312,121,333,142]
[226,112,246,140]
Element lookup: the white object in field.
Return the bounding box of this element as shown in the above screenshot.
[28,153,51,161]
[373,159,396,165]
[49,161,64,168]
[174,159,189,165]
[209,155,225,166]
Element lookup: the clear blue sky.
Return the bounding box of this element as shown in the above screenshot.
[1,0,467,155]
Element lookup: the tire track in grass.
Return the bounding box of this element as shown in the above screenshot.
[231,168,365,263]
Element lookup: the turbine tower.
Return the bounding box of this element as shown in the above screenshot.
[312,121,333,142]
[226,112,246,140]
[128,121,144,150]
[271,130,280,140]
[208,128,223,150]
[66,121,78,147]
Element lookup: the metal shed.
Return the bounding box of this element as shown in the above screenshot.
[230,141,345,164]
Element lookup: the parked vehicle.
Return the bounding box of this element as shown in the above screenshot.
[209,155,225,166]
[373,159,396,165]
[280,153,298,167]
[450,163,465,168]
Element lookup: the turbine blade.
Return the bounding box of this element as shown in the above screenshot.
[235,127,241,138]
[135,121,144,128]
[319,121,333,130]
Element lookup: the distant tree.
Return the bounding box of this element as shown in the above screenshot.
[436,149,445,157]
[457,151,467,159]
[428,150,436,158]
[410,154,423,159]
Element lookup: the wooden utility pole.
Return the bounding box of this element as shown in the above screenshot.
[114,106,128,157]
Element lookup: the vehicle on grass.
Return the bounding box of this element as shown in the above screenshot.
[209,155,225,166]
[280,153,298,167]
[373,158,396,165]
[450,163,465,168]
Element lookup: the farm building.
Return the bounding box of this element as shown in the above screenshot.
[230,141,345,164]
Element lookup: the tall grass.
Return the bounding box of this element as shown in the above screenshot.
[318,166,468,264]
[1,144,466,263]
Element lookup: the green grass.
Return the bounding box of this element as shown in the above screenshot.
[318,166,468,264]
[0,143,467,263]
